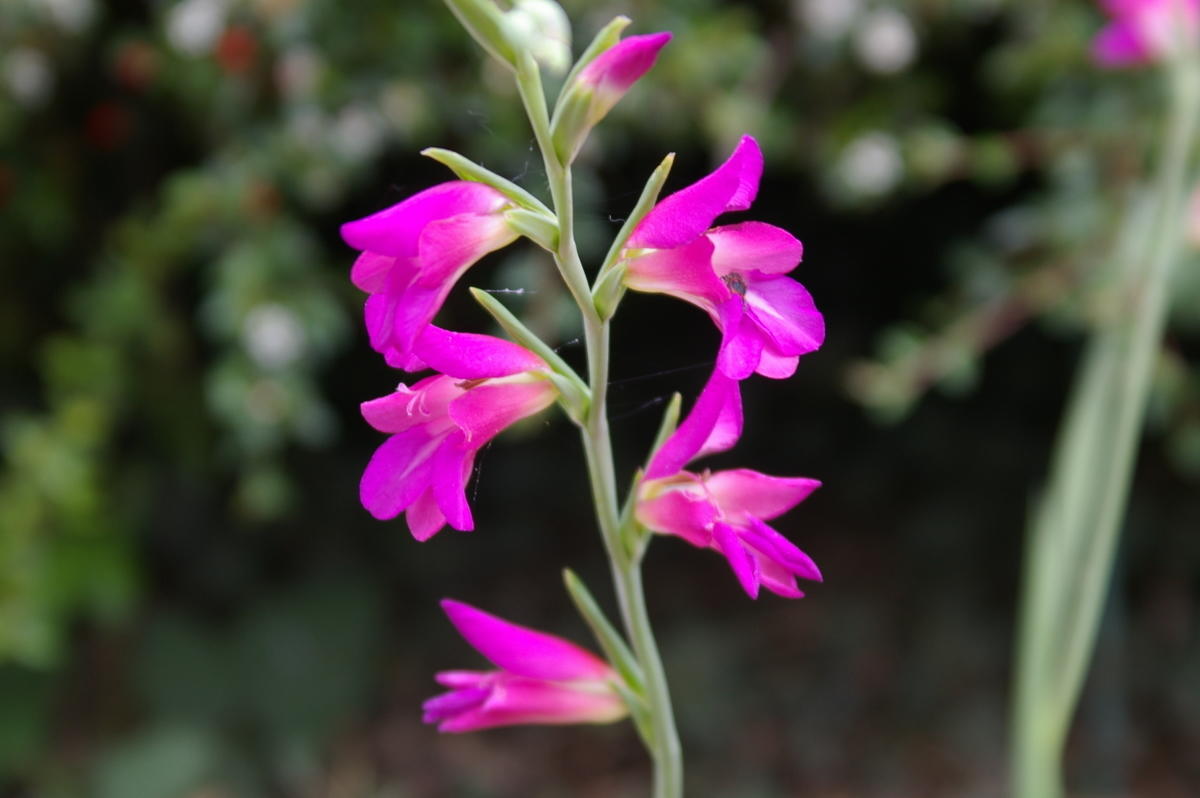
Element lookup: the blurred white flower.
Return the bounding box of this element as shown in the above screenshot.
[242,304,306,369]
[275,46,321,99]
[855,8,917,74]
[796,0,862,40]
[3,48,54,107]
[35,0,97,33]
[837,132,904,198]
[331,105,386,161]
[165,0,229,56]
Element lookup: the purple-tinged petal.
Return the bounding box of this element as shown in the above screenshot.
[622,235,729,310]
[739,516,823,582]
[341,182,509,257]
[744,273,825,356]
[704,470,821,522]
[755,565,806,599]
[428,674,627,732]
[350,251,399,293]
[715,298,767,381]
[646,369,742,478]
[431,433,475,532]
[358,428,440,521]
[629,135,764,250]
[579,32,673,96]
[421,683,490,725]
[406,488,449,541]
[414,327,548,380]
[712,521,761,599]
[448,378,557,444]
[708,221,804,277]
[440,600,616,682]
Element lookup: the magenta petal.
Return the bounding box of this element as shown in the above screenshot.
[629,135,764,250]
[622,235,729,309]
[363,294,392,353]
[708,221,803,277]
[1093,21,1151,65]
[406,488,449,541]
[341,182,508,257]
[431,434,474,532]
[740,517,823,582]
[440,600,615,682]
[422,684,490,725]
[448,379,557,444]
[414,327,548,380]
[416,213,518,288]
[360,375,460,434]
[350,251,398,293]
[705,470,820,521]
[646,369,743,478]
[711,521,760,599]
[744,274,825,356]
[579,32,673,95]
[755,565,806,599]
[635,482,717,547]
[359,429,439,521]
[753,349,800,380]
[716,299,767,381]
[429,675,626,732]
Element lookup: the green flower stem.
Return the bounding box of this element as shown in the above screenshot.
[515,52,683,798]
[1011,55,1200,798]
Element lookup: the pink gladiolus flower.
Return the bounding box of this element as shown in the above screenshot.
[1093,0,1199,66]
[621,135,825,380]
[423,599,628,732]
[342,182,519,371]
[637,369,822,599]
[359,327,557,540]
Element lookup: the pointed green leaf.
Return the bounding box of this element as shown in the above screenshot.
[422,147,552,215]
[563,569,645,693]
[648,392,682,460]
[442,0,517,69]
[591,262,627,321]
[599,152,676,274]
[469,287,586,392]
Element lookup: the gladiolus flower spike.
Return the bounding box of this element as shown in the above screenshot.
[423,599,629,732]
[637,369,823,599]
[359,327,558,541]
[621,135,826,380]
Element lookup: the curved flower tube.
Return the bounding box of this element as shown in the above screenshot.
[620,136,825,379]
[638,368,822,599]
[423,599,628,732]
[342,181,520,370]
[359,328,557,540]
[1093,0,1200,66]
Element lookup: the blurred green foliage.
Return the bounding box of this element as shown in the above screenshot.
[1,0,1197,795]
